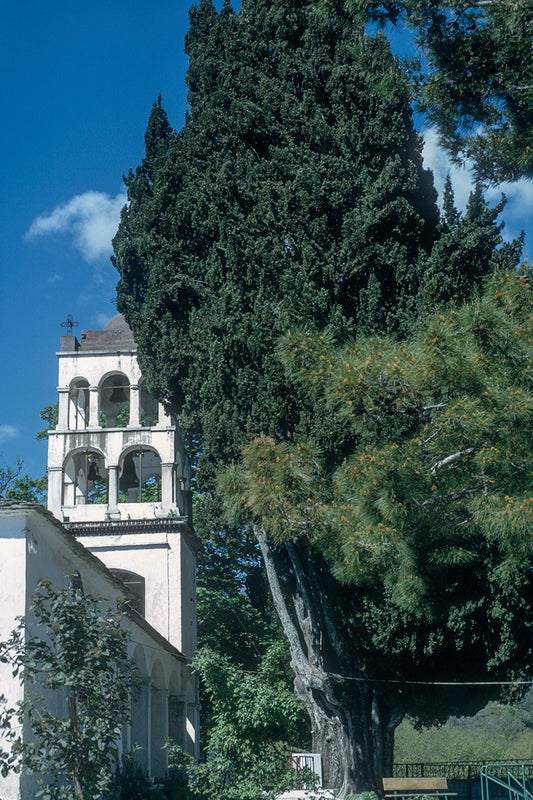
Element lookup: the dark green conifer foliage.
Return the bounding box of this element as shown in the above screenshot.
[417,183,524,315]
[114,0,519,473]
[113,1,522,794]
[115,0,443,467]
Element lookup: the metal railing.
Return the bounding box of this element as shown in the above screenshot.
[393,762,533,800]
[480,763,533,800]
[394,762,491,781]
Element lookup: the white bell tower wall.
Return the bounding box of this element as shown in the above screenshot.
[46,315,198,656]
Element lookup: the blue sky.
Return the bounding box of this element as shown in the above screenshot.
[1,0,532,482]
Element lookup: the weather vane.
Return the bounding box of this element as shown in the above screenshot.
[61,314,79,336]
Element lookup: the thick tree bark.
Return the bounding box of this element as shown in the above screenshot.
[254,525,402,798]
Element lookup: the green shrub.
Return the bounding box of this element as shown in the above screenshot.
[104,755,165,800]
[346,792,380,800]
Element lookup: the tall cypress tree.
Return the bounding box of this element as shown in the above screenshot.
[115,0,443,465]
[113,0,521,793]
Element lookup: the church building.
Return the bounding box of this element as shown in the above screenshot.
[0,315,199,800]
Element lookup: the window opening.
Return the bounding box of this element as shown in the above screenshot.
[69,379,89,430]
[100,374,130,428]
[118,449,161,503]
[109,569,145,616]
[140,382,158,427]
[62,451,108,506]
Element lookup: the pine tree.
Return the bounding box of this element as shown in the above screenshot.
[221,269,533,780]
[113,0,522,793]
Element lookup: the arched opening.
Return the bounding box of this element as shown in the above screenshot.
[69,378,89,430]
[62,450,108,506]
[150,661,167,778]
[131,645,149,773]
[109,569,145,616]
[100,373,130,428]
[168,671,185,751]
[118,448,161,503]
[140,380,158,427]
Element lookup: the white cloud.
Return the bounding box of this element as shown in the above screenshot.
[26,190,127,262]
[421,127,475,211]
[485,180,533,208]
[0,425,18,444]
[421,127,532,252]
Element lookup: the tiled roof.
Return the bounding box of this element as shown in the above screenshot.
[78,314,137,352]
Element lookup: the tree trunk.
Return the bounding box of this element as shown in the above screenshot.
[67,693,86,800]
[296,673,399,796]
[254,526,402,798]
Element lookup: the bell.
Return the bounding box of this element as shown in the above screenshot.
[87,460,100,481]
[119,455,138,490]
[109,385,128,403]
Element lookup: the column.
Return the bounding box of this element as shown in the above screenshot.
[131,677,150,774]
[129,384,140,427]
[150,683,168,778]
[47,466,64,516]
[89,386,99,428]
[168,697,186,749]
[185,702,200,758]
[107,465,119,509]
[161,463,174,509]
[157,401,171,427]
[57,388,69,429]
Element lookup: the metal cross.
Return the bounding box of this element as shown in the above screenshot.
[61,314,79,336]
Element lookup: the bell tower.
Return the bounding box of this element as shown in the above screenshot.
[47,315,198,658]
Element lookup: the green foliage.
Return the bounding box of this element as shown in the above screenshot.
[0,692,18,779]
[140,475,161,502]
[0,453,24,496]
[167,644,309,800]
[115,406,130,428]
[359,1,533,182]
[1,404,52,503]
[103,754,166,800]
[112,0,525,789]
[346,793,379,800]
[195,490,281,669]
[221,270,533,716]
[230,271,533,586]
[5,472,48,503]
[3,579,138,800]
[404,0,533,182]
[194,484,303,763]
[114,0,442,475]
[36,403,58,439]
[0,449,47,504]
[395,698,533,764]
[100,404,130,429]
[113,0,521,480]
[197,585,277,671]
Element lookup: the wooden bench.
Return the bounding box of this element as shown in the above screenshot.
[383,777,458,800]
